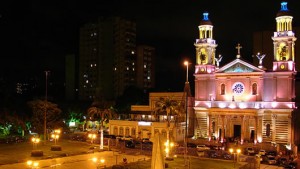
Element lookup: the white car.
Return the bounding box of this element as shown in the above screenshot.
[197,145,210,151]
[258,149,266,156]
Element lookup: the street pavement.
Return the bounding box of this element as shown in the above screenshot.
[0,151,150,169]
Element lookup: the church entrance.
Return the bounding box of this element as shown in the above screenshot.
[250,129,255,142]
[234,125,241,140]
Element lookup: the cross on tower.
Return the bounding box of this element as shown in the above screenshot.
[236,43,242,58]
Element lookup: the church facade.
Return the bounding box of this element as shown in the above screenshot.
[193,2,297,147]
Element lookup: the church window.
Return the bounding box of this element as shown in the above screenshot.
[221,84,225,95]
[252,83,257,95]
[266,124,271,137]
[212,121,216,134]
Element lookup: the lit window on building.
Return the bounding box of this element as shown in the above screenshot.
[94,64,97,67]
[131,51,135,54]
[144,65,147,68]
[147,76,150,80]
[132,68,135,71]
[127,67,129,70]
[114,67,117,71]
[132,62,135,65]
[86,80,89,83]
[90,64,93,67]
[94,32,97,36]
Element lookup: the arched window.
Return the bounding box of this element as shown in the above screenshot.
[266,124,271,137]
[125,127,130,136]
[221,84,225,95]
[119,127,124,136]
[252,83,257,95]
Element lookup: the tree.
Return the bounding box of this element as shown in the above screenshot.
[27,99,62,138]
[87,100,116,150]
[154,96,184,158]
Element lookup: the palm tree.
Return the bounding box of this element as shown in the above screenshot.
[87,100,115,150]
[154,96,183,157]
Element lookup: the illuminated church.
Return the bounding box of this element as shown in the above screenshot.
[193,1,297,147]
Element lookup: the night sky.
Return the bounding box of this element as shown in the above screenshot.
[0,0,300,92]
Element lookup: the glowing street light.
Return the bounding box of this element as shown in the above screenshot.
[164,140,174,158]
[27,160,39,169]
[229,148,241,169]
[88,133,96,144]
[51,134,59,145]
[91,157,105,168]
[31,138,40,149]
[51,129,61,145]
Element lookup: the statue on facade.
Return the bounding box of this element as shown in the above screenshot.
[254,52,266,68]
[215,54,223,68]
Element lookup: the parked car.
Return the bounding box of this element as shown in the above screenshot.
[258,149,266,156]
[255,154,263,163]
[278,157,288,166]
[245,147,255,155]
[266,155,277,165]
[125,141,135,148]
[187,143,197,148]
[266,150,277,156]
[197,145,210,151]
[284,161,297,169]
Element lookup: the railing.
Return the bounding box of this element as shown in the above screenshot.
[195,100,295,109]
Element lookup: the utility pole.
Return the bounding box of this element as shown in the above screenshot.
[44,71,50,143]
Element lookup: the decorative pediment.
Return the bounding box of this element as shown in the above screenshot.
[216,59,265,73]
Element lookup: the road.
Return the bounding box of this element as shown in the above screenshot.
[0,151,150,169]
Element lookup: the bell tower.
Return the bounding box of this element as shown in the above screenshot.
[194,12,218,74]
[272,2,297,72]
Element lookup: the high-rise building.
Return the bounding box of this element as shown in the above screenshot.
[65,54,76,101]
[79,17,136,101]
[136,45,155,91]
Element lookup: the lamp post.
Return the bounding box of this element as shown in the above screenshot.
[183,60,191,166]
[51,134,59,145]
[44,70,50,142]
[229,148,241,169]
[51,129,60,145]
[31,138,40,149]
[89,133,96,144]
[164,140,174,160]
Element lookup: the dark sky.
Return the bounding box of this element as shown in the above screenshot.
[0,0,300,91]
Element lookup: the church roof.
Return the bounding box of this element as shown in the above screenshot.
[216,58,265,73]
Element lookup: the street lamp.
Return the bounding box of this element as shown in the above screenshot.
[31,138,40,149]
[89,133,96,144]
[164,140,174,159]
[183,60,191,166]
[51,129,61,145]
[44,70,50,142]
[27,160,39,169]
[229,148,241,169]
[51,134,59,145]
[92,157,106,169]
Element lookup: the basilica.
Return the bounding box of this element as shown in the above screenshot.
[110,2,297,153]
[193,1,297,148]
